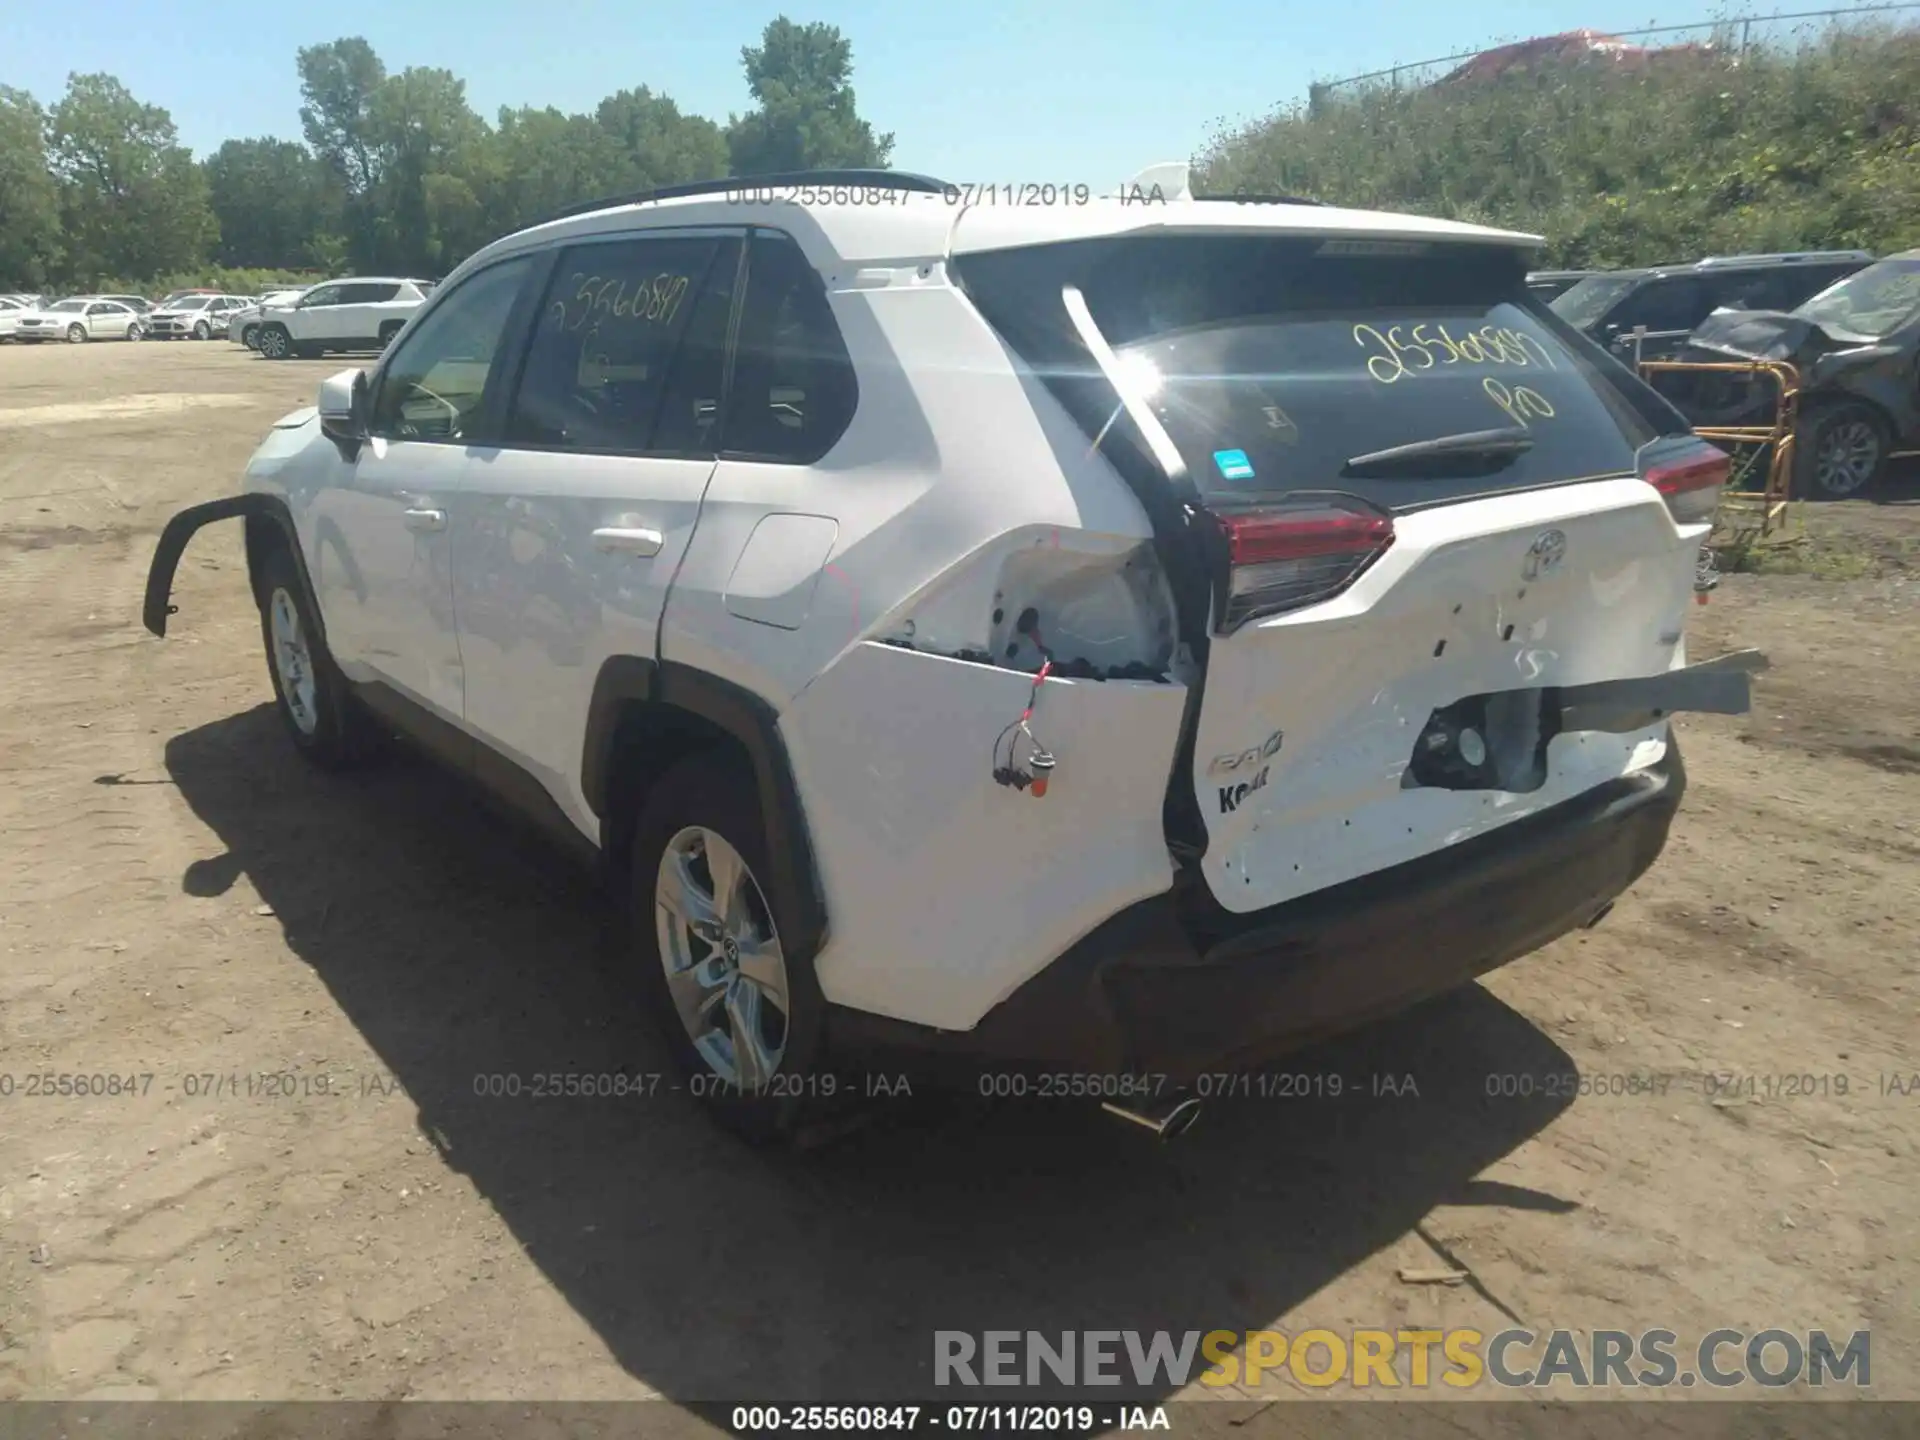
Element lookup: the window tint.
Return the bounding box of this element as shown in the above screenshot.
[86,303,113,316]
[506,236,721,453]
[957,234,1678,512]
[1610,278,1704,333]
[368,257,533,444]
[1704,271,1793,314]
[723,235,858,461]
[651,237,742,455]
[302,285,344,307]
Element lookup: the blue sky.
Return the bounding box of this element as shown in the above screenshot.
[7,0,1743,179]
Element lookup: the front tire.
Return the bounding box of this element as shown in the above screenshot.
[258,324,292,360]
[66,323,86,344]
[1796,402,1890,500]
[256,546,383,769]
[192,320,211,341]
[628,755,830,1144]
[124,323,140,341]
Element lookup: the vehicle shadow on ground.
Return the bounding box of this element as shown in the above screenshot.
[166,705,1583,1403]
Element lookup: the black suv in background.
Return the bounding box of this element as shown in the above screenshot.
[1551,251,1875,363]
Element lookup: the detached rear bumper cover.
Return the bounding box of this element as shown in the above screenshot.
[830,741,1688,1080]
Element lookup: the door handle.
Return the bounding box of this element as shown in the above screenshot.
[402,507,447,533]
[592,526,664,557]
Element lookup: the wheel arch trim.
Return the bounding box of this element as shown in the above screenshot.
[581,656,828,963]
[143,492,319,642]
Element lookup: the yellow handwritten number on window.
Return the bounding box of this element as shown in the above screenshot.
[1482,377,1555,428]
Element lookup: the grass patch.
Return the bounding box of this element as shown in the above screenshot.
[1712,522,1892,579]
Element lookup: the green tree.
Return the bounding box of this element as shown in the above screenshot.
[297,37,385,195]
[0,87,63,288]
[297,37,387,266]
[596,87,729,190]
[366,66,490,274]
[203,137,345,269]
[725,18,894,175]
[47,73,216,286]
[482,106,626,236]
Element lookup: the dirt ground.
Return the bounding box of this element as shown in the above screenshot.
[0,342,1914,1414]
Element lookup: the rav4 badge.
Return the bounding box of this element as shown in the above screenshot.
[1208,728,1284,777]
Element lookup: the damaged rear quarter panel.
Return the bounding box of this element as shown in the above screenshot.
[782,643,1189,1029]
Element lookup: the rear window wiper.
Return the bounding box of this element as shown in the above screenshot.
[1342,427,1534,477]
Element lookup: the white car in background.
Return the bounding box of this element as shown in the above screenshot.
[0,296,26,340]
[253,277,433,359]
[230,288,311,350]
[145,294,251,341]
[12,297,146,343]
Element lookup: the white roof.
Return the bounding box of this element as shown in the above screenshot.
[472,185,1542,285]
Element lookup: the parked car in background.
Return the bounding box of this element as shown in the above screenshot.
[156,288,221,309]
[145,294,250,341]
[1526,268,1598,301]
[0,296,27,341]
[229,288,312,350]
[1551,251,1875,364]
[11,297,146,343]
[1674,248,1920,498]
[253,278,433,358]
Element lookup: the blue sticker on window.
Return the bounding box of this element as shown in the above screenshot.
[1213,448,1255,480]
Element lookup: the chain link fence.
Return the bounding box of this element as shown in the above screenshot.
[1309,1,1920,102]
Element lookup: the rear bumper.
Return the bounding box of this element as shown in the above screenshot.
[828,741,1685,1082]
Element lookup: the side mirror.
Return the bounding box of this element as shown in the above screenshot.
[318,368,369,450]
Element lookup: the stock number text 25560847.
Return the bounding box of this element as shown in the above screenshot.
[546,272,691,334]
[1352,323,1562,428]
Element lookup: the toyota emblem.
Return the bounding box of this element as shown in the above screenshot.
[1523,529,1568,581]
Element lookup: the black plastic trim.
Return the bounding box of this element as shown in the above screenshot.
[579,657,828,966]
[353,681,601,871]
[144,493,312,639]
[578,655,660,817]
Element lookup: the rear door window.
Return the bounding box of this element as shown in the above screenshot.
[1610,277,1705,334]
[959,234,1676,511]
[504,234,723,454]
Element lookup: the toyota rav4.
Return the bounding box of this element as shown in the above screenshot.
[144,166,1762,1142]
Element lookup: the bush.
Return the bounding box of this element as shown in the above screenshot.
[1194,22,1920,266]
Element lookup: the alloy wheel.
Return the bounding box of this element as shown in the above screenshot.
[268,587,319,736]
[654,827,790,1087]
[1815,420,1881,497]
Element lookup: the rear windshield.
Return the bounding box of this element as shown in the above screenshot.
[1550,272,1647,330]
[958,234,1674,510]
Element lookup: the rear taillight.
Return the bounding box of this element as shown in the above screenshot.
[1210,497,1395,632]
[1644,444,1730,527]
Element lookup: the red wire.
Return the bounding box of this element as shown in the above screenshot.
[1020,660,1052,723]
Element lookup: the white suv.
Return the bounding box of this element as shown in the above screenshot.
[253,278,433,359]
[144,167,1762,1142]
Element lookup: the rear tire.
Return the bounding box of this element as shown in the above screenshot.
[627,754,831,1145]
[1795,402,1890,500]
[241,324,259,349]
[258,324,292,360]
[255,545,384,769]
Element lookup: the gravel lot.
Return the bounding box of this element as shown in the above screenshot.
[1,342,1915,1411]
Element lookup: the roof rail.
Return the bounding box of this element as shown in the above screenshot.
[535,169,952,227]
[1693,249,1874,268]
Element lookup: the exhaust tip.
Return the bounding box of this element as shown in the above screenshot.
[1101,1094,1204,1141]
